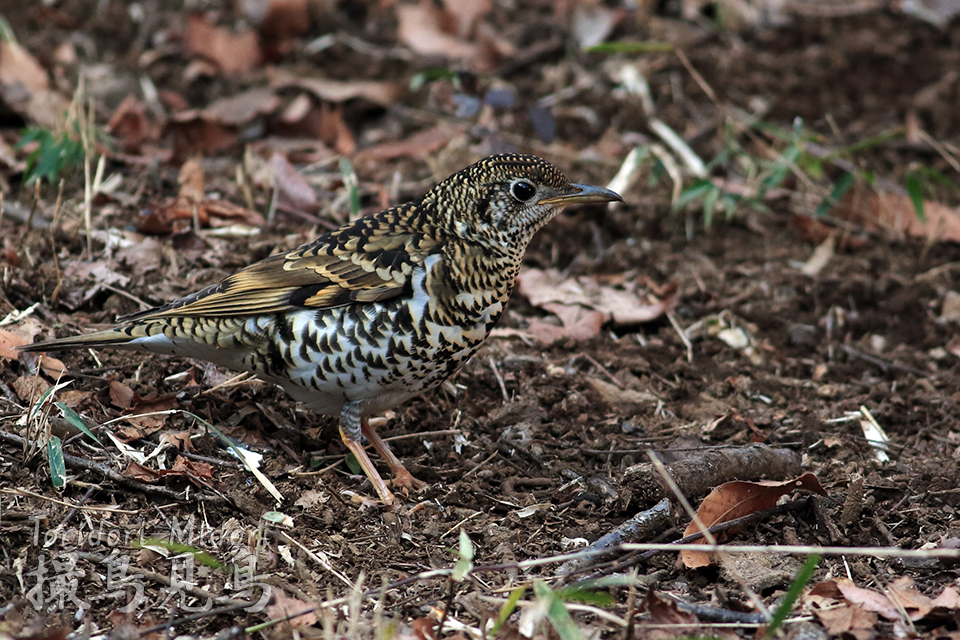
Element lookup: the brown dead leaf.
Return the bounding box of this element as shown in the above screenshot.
[832,578,901,621]
[319,103,355,154]
[257,0,312,39]
[517,268,673,340]
[265,590,318,627]
[525,303,605,344]
[178,158,205,202]
[443,0,493,36]
[0,38,63,127]
[931,586,960,610]
[11,375,51,404]
[109,380,136,411]
[185,13,261,75]
[354,124,468,162]
[123,461,162,483]
[681,473,827,568]
[125,393,178,431]
[833,185,960,243]
[586,377,658,408]
[106,95,162,153]
[813,603,878,640]
[204,88,282,125]
[0,326,35,360]
[159,432,193,452]
[266,153,319,216]
[275,74,405,107]
[887,576,935,621]
[171,456,213,481]
[294,489,329,509]
[397,1,477,60]
[139,194,265,234]
[166,112,239,159]
[411,617,439,640]
[635,591,701,639]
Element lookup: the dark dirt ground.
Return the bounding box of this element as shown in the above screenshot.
[2,2,960,639]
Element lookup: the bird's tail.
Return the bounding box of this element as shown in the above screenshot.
[18,327,140,352]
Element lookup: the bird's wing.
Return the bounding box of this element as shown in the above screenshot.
[124,215,439,321]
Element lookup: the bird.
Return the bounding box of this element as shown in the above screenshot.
[21,154,623,506]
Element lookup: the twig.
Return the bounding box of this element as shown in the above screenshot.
[0,429,227,503]
[666,311,693,362]
[488,356,509,402]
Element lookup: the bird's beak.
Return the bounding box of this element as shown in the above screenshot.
[538,184,624,206]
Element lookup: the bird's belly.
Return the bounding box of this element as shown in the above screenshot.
[237,301,493,416]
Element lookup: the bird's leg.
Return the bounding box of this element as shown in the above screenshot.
[339,402,396,506]
[360,419,428,494]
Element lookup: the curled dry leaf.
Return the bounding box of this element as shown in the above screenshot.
[0,38,65,126]
[635,591,701,640]
[139,160,266,234]
[266,152,319,216]
[397,1,477,60]
[265,590,318,627]
[812,602,878,638]
[833,185,960,243]
[185,13,261,75]
[516,268,673,343]
[171,456,214,481]
[106,95,163,154]
[0,324,67,377]
[680,472,827,568]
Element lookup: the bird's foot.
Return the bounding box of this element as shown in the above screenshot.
[391,468,428,495]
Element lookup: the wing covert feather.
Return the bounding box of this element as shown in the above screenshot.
[122,218,438,321]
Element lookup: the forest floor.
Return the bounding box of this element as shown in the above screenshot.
[1,2,960,639]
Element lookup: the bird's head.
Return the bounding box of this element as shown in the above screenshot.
[425,154,623,255]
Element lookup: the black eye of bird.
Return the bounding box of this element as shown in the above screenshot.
[511,180,536,202]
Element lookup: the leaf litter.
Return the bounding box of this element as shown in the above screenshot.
[0,3,959,640]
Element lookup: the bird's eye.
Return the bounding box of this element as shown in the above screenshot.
[511,180,536,202]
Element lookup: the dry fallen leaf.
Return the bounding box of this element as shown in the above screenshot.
[812,602,878,638]
[185,13,261,75]
[109,380,136,411]
[265,590,318,627]
[833,185,960,243]
[516,268,673,343]
[397,1,477,60]
[266,152,319,216]
[681,473,827,568]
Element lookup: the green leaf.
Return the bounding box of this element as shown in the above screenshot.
[673,178,716,209]
[54,402,104,447]
[533,581,585,640]
[408,68,457,91]
[552,587,613,606]
[452,529,474,581]
[491,585,526,635]
[906,173,926,222]
[702,182,720,229]
[136,537,223,569]
[18,127,84,185]
[48,435,66,489]
[765,553,820,637]
[344,451,362,476]
[815,172,855,217]
[585,40,673,54]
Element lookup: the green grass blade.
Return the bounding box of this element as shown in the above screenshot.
[491,585,526,635]
[764,553,821,637]
[906,173,926,222]
[48,435,66,489]
[55,402,104,447]
[533,581,585,640]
